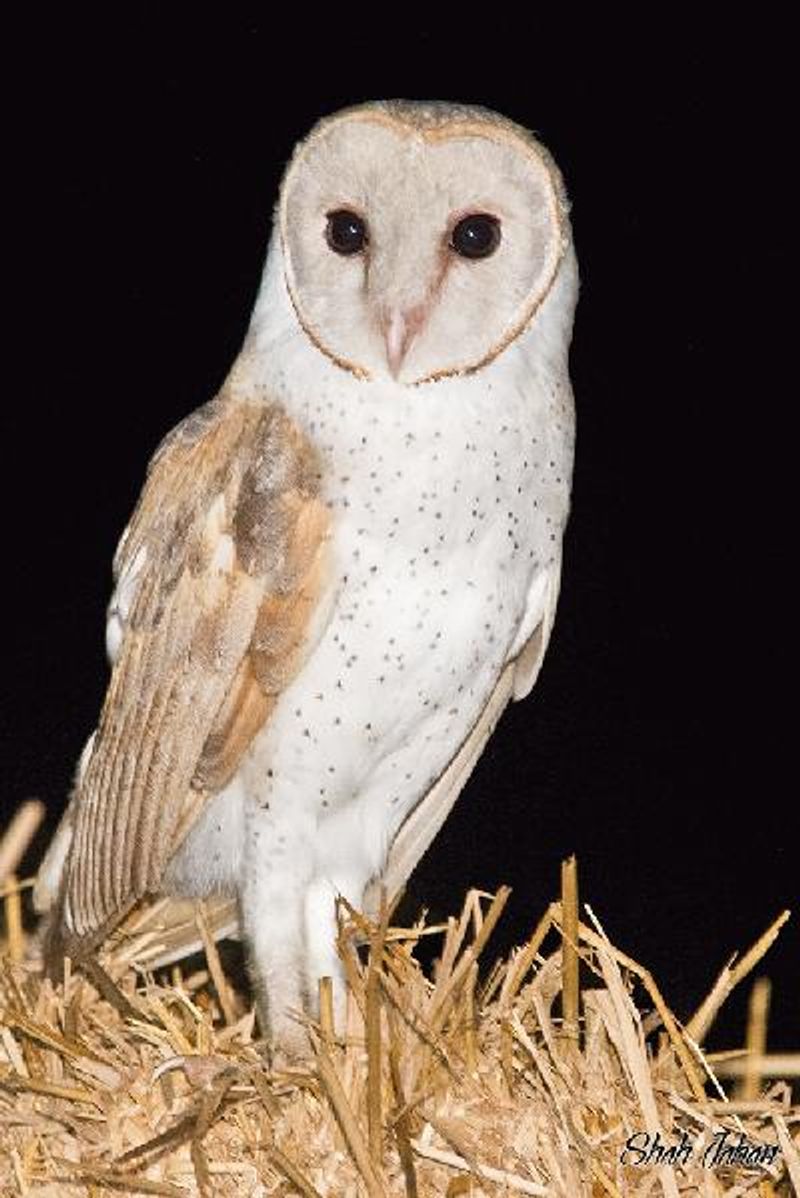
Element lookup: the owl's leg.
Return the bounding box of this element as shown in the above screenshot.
[302,795,392,1038]
[303,870,365,1037]
[240,806,315,1061]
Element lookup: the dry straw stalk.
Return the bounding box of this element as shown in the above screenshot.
[0,807,797,1196]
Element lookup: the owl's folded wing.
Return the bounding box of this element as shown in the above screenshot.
[40,392,330,963]
[509,558,563,701]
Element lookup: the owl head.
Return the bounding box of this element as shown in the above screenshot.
[265,101,572,387]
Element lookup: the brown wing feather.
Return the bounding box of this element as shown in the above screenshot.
[54,391,330,954]
[191,659,272,793]
[193,490,330,791]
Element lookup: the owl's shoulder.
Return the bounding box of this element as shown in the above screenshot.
[111,390,326,602]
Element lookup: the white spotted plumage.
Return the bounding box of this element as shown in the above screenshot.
[36,100,578,1058]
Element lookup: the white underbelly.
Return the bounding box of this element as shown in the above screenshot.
[245,537,527,850]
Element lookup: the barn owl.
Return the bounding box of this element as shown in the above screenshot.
[35,100,578,1057]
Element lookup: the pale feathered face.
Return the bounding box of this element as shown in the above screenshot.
[279,104,569,385]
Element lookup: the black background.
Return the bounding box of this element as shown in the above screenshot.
[4,17,796,1050]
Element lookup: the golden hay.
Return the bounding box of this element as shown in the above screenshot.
[0,812,798,1196]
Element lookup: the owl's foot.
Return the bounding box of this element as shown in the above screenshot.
[260,1006,313,1069]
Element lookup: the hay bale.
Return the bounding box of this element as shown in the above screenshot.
[0,811,797,1196]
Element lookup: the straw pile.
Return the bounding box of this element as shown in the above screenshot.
[1,803,797,1196]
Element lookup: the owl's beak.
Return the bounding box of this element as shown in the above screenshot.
[381,305,426,379]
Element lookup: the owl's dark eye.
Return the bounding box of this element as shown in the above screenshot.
[326,209,368,255]
[450,213,501,260]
